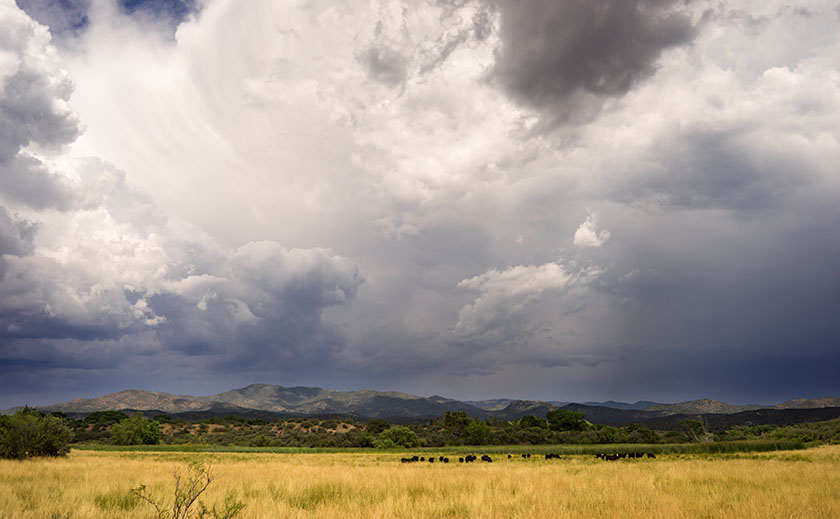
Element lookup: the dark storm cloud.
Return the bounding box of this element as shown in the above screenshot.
[143,243,364,369]
[489,0,697,125]
[611,129,813,211]
[587,196,840,401]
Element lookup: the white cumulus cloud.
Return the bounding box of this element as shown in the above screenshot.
[573,213,611,248]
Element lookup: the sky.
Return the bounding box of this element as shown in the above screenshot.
[1,0,839,409]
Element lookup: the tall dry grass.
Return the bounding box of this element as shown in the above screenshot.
[1,446,839,518]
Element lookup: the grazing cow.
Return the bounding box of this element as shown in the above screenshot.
[508,454,512,459]
[465,455,477,463]
[647,452,656,459]
[459,457,464,463]
[595,453,605,460]
[443,457,450,463]
[429,457,434,463]
[481,454,493,462]
[521,454,527,459]
[545,453,561,460]
[420,457,425,461]
[439,456,445,462]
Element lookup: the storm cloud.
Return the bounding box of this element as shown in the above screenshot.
[2,0,839,407]
[489,0,698,125]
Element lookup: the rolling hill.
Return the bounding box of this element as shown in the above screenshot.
[5,385,839,428]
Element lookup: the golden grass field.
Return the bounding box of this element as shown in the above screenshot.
[2,446,840,518]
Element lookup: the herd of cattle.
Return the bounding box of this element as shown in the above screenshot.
[400,454,494,463]
[596,452,656,460]
[400,452,656,463]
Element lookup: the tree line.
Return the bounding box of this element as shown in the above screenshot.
[3,407,839,458]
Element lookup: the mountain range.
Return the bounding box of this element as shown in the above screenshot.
[6,384,840,426]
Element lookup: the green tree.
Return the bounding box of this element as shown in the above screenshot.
[465,419,492,445]
[84,410,130,425]
[441,411,473,436]
[679,418,711,443]
[365,418,390,436]
[374,426,420,448]
[111,413,162,445]
[0,407,73,459]
[518,415,548,429]
[546,409,586,431]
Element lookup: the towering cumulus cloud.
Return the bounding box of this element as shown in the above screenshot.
[0,1,363,397]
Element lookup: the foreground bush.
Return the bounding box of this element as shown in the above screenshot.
[0,407,73,459]
[132,461,245,519]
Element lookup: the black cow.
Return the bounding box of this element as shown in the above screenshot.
[481,454,493,462]
[459,457,464,463]
[545,453,561,460]
[647,452,656,459]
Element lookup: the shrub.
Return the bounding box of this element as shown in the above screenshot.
[132,462,245,519]
[518,415,549,429]
[366,418,390,436]
[375,426,420,448]
[111,413,162,445]
[0,407,73,459]
[441,411,473,436]
[83,410,130,425]
[466,420,491,445]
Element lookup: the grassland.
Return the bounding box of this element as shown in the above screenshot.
[2,445,839,518]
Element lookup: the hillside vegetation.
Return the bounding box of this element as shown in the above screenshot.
[62,409,840,449]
